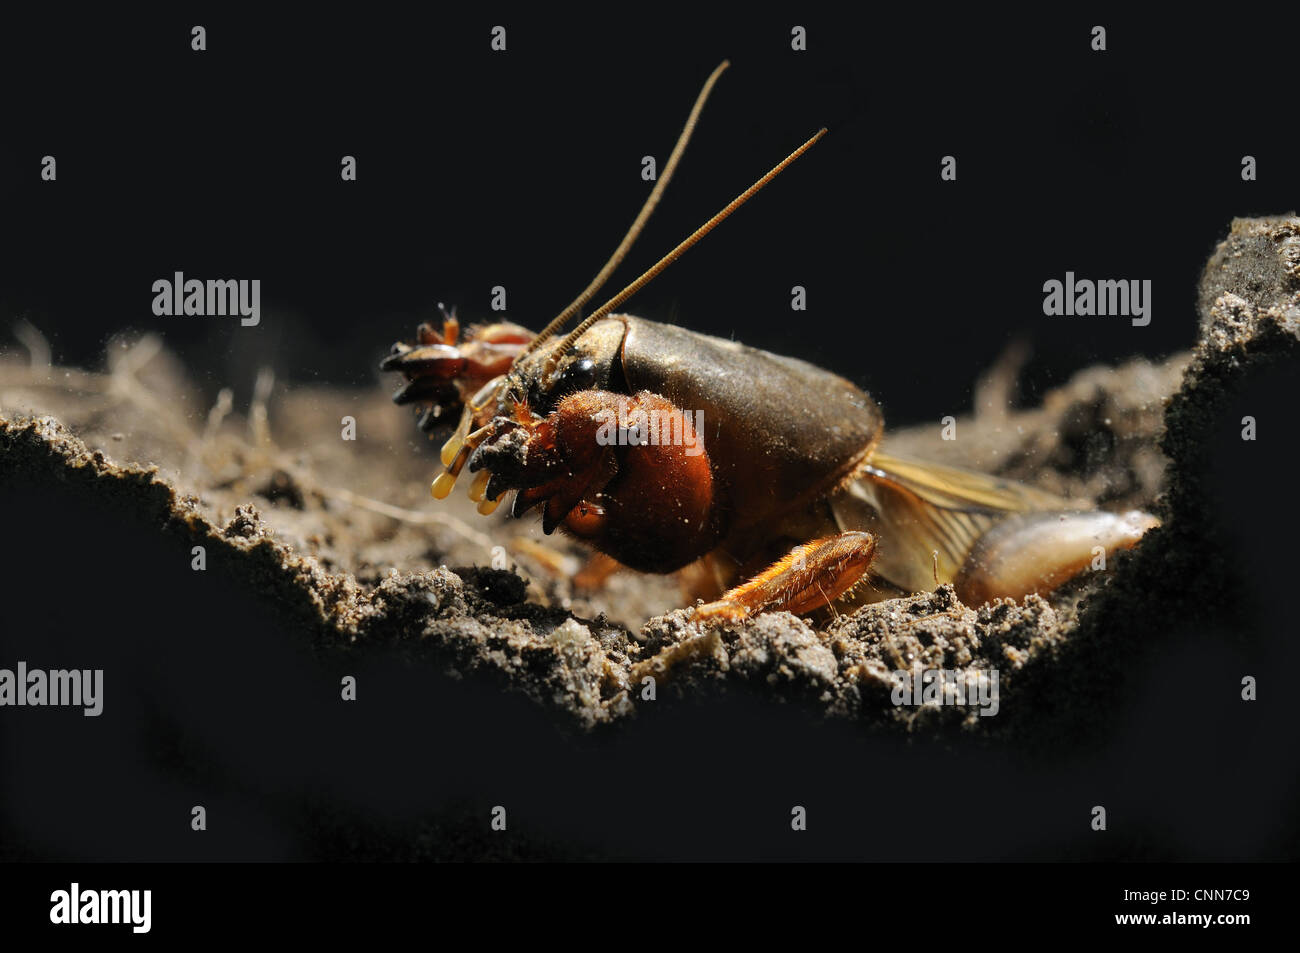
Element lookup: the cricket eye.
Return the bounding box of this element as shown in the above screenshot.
[551,356,596,397]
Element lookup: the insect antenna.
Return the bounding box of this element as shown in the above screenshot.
[516,59,732,362]
[544,126,827,372]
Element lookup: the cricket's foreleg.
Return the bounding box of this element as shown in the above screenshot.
[954,509,1158,606]
[690,531,877,623]
[472,389,722,572]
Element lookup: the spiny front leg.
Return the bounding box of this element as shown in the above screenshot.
[691,531,878,623]
[468,389,724,573]
[380,307,535,433]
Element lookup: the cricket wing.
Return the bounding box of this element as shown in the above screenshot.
[831,449,1077,595]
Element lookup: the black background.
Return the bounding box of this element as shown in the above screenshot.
[2,11,1293,421]
[1,8,1298,873]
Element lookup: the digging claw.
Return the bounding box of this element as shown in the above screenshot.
[380,343,467,377]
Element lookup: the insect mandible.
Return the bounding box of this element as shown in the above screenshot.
[380,62,1158,622]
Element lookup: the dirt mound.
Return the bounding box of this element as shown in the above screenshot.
[2,215,1297,738]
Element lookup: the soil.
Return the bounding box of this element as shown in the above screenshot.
[1,215,1296,742]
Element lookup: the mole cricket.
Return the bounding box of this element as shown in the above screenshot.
[380,62,1158,622]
